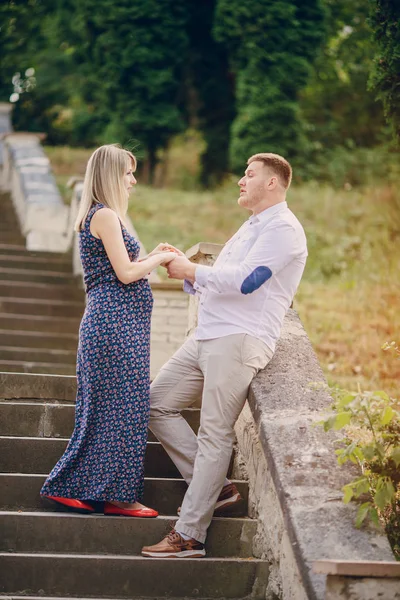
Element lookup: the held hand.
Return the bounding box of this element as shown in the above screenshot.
[165,256,196,281]
[149,243,184,257]
[158,251,177,266]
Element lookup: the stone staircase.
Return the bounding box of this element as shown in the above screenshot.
[0,372,268,599]
[0,191,268,599]
[0,190,83,376]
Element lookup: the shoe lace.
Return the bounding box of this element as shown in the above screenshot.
[167,529,181,544]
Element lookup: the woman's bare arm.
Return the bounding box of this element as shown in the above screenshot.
[90,207,175,284]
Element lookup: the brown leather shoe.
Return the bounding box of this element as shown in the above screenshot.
[177,482,244,517]
[142,529,205,558]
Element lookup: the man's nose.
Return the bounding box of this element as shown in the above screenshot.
[238,177,245,186]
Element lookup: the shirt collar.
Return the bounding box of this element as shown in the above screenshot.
[249,201,288,225]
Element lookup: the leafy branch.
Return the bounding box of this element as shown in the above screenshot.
[318,375,400,558]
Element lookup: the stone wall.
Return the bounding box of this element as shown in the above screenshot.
[151,282,189,378]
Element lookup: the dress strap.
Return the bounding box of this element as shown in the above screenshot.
[83,203,105,231]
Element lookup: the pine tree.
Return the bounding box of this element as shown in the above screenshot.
[214,0,327,172]
[73,0,189,180]
[369,0,400,138]
[185,0,235,186]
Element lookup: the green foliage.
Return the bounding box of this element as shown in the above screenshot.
[185,0,235,186]
[214,0,327,172]
[68,0,189,178]
[300,0,389,157]
[369,1,400,138]
[320,381,400,559]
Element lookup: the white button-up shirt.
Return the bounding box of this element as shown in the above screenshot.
[187,201,307,353]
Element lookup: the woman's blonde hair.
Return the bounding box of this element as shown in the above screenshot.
[74,144,137,232]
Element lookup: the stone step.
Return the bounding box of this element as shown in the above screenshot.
[0,597,148,600]
[0,297,84,318]
[0,474,248,516]
[0,231,25,245]
[0,553,268,599]
[0,346,76,366]
[0,313,81,334]
[0,371,201,407]
[0,266,76,285]
[0,218,21,231]
[0,512,255,558]
[0,280,84,301]
[0,436,181,478]
[0,360,76,375]
[0,371,77,401]
[0,254,72,273]
[0,400,199,441]
[0,329,78,350]
[0,214,20,228]
[0,244,71,262]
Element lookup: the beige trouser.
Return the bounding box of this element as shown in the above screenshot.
[149,333,273,543]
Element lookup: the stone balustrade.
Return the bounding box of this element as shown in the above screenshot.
[1,131,69,252]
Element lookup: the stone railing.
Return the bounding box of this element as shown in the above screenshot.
[1,131,70,252]
[186,245,397,600]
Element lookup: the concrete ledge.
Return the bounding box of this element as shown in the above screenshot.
[313,559,400,578]
[234,309,395,600]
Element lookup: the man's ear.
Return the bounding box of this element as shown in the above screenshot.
[267,176,278,190]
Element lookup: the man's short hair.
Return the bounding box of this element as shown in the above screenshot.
[247,153,292,189]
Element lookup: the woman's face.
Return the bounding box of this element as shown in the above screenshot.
[124,162,137,193]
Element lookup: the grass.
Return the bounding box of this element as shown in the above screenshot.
[44,145,400,396]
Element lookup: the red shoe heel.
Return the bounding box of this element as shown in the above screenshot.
[43,495,95,513]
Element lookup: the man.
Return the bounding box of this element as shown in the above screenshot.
[142,153,307,558]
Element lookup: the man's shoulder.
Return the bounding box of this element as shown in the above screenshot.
[261,208,304,233]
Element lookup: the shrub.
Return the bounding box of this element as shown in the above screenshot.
[319,352,400,559]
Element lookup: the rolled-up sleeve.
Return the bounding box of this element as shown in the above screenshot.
[195,222,302,295]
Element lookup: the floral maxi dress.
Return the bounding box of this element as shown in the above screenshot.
[41,203,153,502]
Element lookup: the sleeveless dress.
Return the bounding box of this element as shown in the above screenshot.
[40,203,153,502]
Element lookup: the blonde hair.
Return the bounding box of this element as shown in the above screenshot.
[74,144,137,231]
[247,152,292,190]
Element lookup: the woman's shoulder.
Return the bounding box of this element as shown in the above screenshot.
[91,205,119,225]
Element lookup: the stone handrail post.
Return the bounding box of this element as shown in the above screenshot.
[0,103,13,179]
[184,242,223,337]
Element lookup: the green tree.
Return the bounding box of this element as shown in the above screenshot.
[185,0,235,186]
[214,0,327,173]
[369,0,400,139]
[300,0,387,153]
[73,0,189,180]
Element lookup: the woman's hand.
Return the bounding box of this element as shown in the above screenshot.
[158,251,177,265]
[149,243,184,257]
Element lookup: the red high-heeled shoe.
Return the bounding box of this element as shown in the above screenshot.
[43,495,95,513]
[104,502,158,518]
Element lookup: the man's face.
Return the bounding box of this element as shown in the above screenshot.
[237,161,272,212]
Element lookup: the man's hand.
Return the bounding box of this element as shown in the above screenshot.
[165,256,196,282]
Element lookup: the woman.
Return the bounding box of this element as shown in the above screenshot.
[40,144,177,517]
